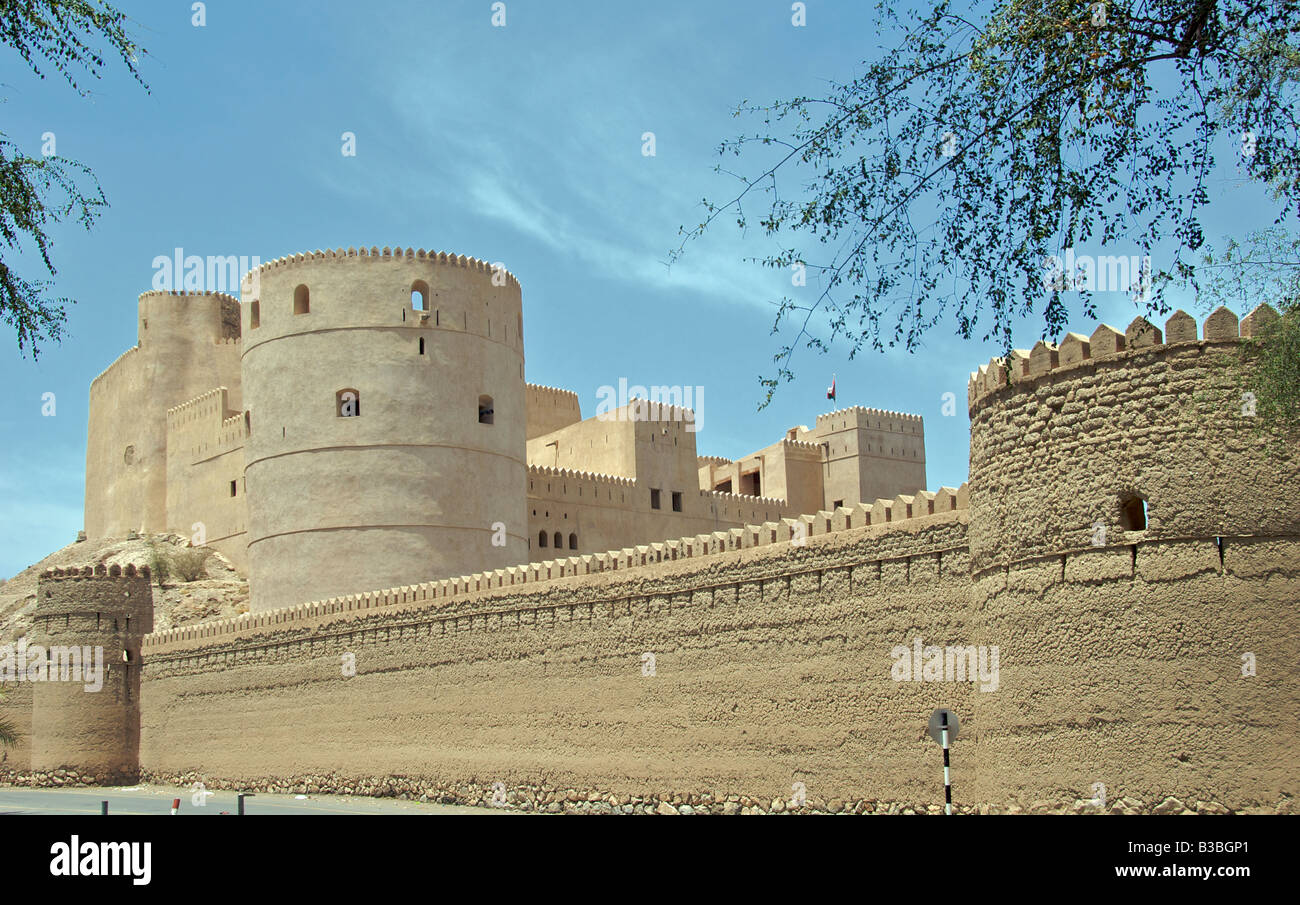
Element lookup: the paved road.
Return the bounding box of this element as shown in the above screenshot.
[0,785,509,815]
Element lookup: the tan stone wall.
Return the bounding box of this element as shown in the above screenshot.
[0,683,33,773]
[240,248,528,612]
[84,292,242,539]
[525,384,581,440]
[526,464,794,556]
[139,516,975,804]
[163,387,249,571]
[968,537,1299,810]
[527,410,638,477]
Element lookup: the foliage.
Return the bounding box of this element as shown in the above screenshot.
[0,0,147,356]
[674,1,1300,406]
[145,542,169,588]
[170,548,209,582]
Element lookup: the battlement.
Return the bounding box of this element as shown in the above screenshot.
[526,383,579,401]
[241,246,520,289]
[697,455,731,467]
[165,387,232,428]
[816,406,924,427]
[137,289,241,305]
[600,401,698,424]
[701,488,787,508]
[39,563,151,582]
[966,304,1274,409]
[88,345,140,388]
[779,437,824,454]
[141,482,969,655]
[528,464,636,487]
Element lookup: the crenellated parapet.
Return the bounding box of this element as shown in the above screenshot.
[778,437,824,455]
[528,464,636,488]
[88,345,140,388]
[701,488,787,509]
[966,304,1278,410]
[525,382,579,401]
[40,563,151,581]
[242,246,519,289]
[165,386,232,430]
[816,406,924,428]
[141,483,969,656]
[137,289,241,305]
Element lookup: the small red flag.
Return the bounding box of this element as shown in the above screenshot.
[826,375,836,401]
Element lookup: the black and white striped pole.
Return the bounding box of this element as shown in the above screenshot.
[927,708,960,815]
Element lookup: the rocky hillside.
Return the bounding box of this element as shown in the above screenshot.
[0,534,248,642]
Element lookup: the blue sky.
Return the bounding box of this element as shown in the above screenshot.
[0,0,1269,577]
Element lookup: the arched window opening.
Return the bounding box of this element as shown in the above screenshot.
[568,533,578,550]
[538,531,548,548]
[250,300,260,329]
[336,388,360,417]
[478,394,494,424]
[411,280,430,311]
[294,284,310,315]
[1119,494,1148,531]
[553,532,562,549]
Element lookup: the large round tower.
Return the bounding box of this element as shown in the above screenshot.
[240,247,528,612]
[964,305,1300,811]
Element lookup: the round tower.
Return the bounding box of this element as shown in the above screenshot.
[964,305,1300,811]
[30,564,154,783]
[240,247,528,612]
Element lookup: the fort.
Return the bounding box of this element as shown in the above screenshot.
[2,246,1296,815]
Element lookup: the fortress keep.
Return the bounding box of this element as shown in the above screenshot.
[82,247,927,612]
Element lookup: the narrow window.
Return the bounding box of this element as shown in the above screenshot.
[337,388,360,417]
[250,300,260,329]
[650,488,661,510]
[671,491,682,512]
[478,394,494,424]
[294,284,310,315]
[553,532,562,549]
[244,410,251,434]
[1119,494,1148,531]
[229,480,237,497]
[411,280,429,311]
[418,337,425,355]
[569,533,578,550]
[538,531,547,548]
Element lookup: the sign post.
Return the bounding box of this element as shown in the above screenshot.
[927,708,960,815]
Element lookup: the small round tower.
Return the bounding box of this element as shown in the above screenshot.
[240,247,528,612]
[30,564,154,783]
